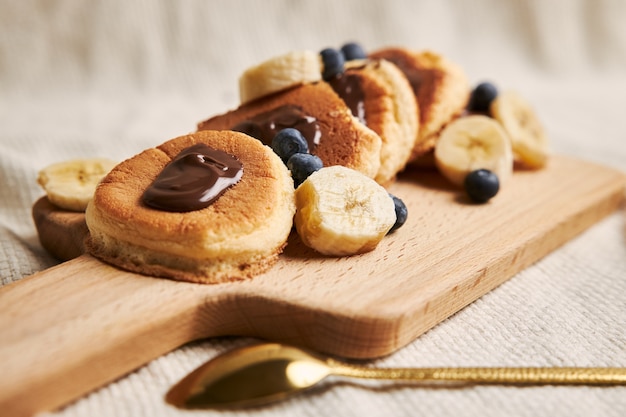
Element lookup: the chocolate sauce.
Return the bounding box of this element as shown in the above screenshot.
[384,56,437,102]
[143,143,243,212]
[327,72,366,125]
[232,105,321,151]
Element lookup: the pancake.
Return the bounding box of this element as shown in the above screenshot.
[197,82,382,181]
[369,48,469,161]
[329,58,419,185]
[85,130,295,284]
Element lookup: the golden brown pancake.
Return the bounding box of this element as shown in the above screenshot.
[85,130,295,284]
[331,58,419,185]
[369,48,469,161]
[197,82,382,180]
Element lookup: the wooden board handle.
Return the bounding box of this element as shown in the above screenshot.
[0,255,223,417]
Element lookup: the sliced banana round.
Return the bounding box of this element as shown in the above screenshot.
[491,90,549,169]
[294,165,396,256]
[434,115,513,187]
[239,50,322,104]
[37,158,117,212]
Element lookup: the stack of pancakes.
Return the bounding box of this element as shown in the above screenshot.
[199,46,470,185]
[86,46,471,283]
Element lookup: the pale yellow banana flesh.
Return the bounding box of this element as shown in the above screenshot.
[294,166,396,256]
[238,50,322,104]
[37,158,117,212]
[491,90,549,169]
[434,115,513,187]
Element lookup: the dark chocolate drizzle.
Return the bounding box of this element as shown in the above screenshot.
[327,72,366,125]
[143,143,243,212]
[232,105,321,151]
[380,55,435,101]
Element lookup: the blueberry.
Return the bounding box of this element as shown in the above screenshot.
[464,169,500,203]
[340,42,367,61]
[388,194,408,234]
[467,82,498,113]
[271,128,309,163]
[320,48,345,81]
[287,153,323,187]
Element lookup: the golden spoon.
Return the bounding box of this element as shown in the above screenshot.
[166,343,626,409]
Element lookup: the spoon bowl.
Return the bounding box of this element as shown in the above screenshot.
[166,343,331,409]
[166,343,626,409]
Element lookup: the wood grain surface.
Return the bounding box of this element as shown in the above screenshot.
[1,155,624,416]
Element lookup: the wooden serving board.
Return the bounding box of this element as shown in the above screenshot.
[1,155,624,416]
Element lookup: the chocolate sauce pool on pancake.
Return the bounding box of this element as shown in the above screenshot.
[376,55,441,120]
[327,72,366,125]
[232,105,321,150]
[143,143,243,212]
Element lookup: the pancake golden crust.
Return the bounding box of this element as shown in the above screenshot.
[197,82,382,180]
[341,58,419,185]
[85,130,295,284]
[369,48,469,161]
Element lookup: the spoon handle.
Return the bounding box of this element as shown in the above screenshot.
[330,362,626,385]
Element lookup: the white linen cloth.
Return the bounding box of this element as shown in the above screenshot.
[1,1,625,416]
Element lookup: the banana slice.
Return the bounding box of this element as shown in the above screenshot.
[294,165,396,256]
[491,90,549,169]
[37,158,117,212]
[239,50,322,104]
[434,115,513,186]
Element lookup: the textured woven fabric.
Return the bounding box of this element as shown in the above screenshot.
[1,1,625,416]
